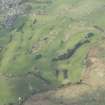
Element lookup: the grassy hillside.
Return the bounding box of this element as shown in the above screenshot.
[24,39,105,105]
[0,0,105,104]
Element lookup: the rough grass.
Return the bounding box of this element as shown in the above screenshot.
[0,0,105,104]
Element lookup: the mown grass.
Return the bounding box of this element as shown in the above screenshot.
[0,0,105,104]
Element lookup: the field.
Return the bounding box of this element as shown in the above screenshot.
[0,0,105,104]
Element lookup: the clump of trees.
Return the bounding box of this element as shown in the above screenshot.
[53,32,94,61]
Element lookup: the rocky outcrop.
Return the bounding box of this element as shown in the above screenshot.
[0,0,30,29]
[0,0,28,15]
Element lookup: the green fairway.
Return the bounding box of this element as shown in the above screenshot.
[0,0,105,104]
